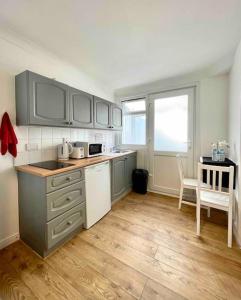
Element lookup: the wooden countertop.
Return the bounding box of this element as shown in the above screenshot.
[15,151,136,177]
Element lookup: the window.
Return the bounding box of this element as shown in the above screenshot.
[154,95,188,152]
[122,99,146,145]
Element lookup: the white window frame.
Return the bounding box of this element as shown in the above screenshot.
[121,98,147,149]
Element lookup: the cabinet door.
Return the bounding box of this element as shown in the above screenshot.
[94,97,111,129]
[125,153,137,189]
[69,87,94,128]
[29,72,69,126]
[111,157,126,201]
[111,104,122,130]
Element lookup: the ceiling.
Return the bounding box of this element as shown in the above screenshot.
[0,0,241,90]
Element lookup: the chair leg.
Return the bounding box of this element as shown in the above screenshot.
[178,184,183,209]
[228,208,232,248]
[196,201,201,236]
[207,207,211,218]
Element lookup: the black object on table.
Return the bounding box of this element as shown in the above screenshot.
[200,157,236,189]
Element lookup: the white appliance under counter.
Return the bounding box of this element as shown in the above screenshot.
[84,161,111,229]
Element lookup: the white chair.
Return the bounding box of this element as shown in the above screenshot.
[176,155,210,216]
[196,163,234,247]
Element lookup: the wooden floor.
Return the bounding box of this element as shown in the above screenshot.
[1,192,241,300]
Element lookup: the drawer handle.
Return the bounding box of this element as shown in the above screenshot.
[67,221,73,226]
[66,177,72,181]
[66,197,72,202]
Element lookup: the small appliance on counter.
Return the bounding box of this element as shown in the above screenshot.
[57,138,73,160]
[74,142,105,157]
[70,142,85,159]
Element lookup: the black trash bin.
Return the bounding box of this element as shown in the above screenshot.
[132,169,149,194]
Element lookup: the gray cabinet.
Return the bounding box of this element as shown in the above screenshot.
[111,152,137,202]
[17,168,86,257]
[111,156,126,200]
[16,70,123,130]
[111,104,123,130]
[126,153,137,188]
[94,96,112,129]
[16,71,70,127]
[94,97,123,130]
[69,87,94,128]
[47,203,85,249]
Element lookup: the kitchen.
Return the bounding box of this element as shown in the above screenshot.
[1,1,241,299]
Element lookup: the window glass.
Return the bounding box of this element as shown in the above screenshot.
[154,95,188,152]
[122,99,146,145]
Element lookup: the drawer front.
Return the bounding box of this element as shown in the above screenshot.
[46,181,85,221]
[47,203,85,249]
[46,169,84,193]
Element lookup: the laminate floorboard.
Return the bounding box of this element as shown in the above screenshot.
[1,191,241,299]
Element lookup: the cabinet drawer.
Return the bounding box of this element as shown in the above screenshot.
[46,203,85,249]
[46,169,84,193]
[46,181,85,221]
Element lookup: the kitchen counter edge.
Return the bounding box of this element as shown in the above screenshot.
[15,151,137,177]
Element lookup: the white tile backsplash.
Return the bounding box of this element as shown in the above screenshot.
[29,150,42,164]
[14,126,117,166]
[61,128,71,140]
[29,138,42,150]
[41,127,53,139]
[41,139,53,150]
[29,127,41,139]
[14,126,28,140]
[52,138,62,147]
[17,139,27,153]
[52,127,62,139]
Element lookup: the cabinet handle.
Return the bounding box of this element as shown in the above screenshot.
[69,121,73,125]
[66,177,72,181]
[67,221,73,226]
[66,197,72,201]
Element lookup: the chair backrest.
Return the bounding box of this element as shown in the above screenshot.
[176,154,184,181]
[197,162,234,198]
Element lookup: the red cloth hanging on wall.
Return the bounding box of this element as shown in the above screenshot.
[0,112,18,157]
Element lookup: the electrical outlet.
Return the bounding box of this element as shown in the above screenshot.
[25,143,39,151]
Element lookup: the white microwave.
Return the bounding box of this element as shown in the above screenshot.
[76,142,105,157]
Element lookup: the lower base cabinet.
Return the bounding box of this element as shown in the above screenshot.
[111,152,137,203]
[17,169,86,258]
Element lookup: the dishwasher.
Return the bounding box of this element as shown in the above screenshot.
[84,161,111,229]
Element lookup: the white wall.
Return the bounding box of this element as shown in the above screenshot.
[115,72,229,194]
[199,76,228,156]
[0,30,115,249]
[229,39,241,245]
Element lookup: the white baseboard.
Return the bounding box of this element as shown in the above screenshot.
[148,188,179,199]
[0,233,19,250]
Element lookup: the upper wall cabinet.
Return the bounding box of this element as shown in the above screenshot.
[16,71,70,127]
[94,96,112,129]
[69,87,94,128]
[15,70,122,130]
[94,97,123,130]
[111,104,122,130]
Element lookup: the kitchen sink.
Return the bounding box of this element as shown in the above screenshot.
[112,149,130,153]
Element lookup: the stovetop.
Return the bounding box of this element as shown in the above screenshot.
[29,160,74,170]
